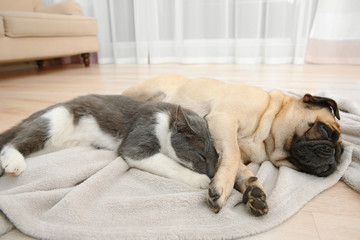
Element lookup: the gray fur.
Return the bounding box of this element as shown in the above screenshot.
[0,109,51,156]
[0,95,218,177]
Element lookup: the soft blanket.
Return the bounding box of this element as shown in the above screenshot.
[0,93,359,240]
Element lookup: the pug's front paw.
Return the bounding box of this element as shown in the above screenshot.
[243,185,268,216]
[207,178,234,213]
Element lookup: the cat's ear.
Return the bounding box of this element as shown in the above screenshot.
[174,106,195,134]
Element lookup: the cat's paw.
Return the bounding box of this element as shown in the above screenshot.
[0,146,27,176]
[190,174,211,189]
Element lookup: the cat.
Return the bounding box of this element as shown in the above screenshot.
[0,95,218,189]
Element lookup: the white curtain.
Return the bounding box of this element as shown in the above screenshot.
[305,0,360,64]
[44,0,318,64]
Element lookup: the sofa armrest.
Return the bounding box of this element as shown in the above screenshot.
[35,0,83,16]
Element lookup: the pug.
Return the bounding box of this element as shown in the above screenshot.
[122,75,343,216]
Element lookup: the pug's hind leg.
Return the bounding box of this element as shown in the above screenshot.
[235,165,268,216]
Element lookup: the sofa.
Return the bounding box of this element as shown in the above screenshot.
[0,0,98,67]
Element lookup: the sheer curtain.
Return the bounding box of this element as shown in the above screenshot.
[44,0,318,64]
[93,0,318,64]
[305,0,360,64]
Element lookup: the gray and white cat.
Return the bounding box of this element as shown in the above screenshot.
[0,95,218,188]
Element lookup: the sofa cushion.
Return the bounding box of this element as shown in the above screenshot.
[0,0,43,12]
[0,11,97,38]
[0,16,4,37]
[0,36,98,64]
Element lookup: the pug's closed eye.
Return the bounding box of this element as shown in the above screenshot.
[318,123,330,139]
[318,122,339,141]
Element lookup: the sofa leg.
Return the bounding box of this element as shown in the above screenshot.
[81,53,90,67]
[36,60,44,68]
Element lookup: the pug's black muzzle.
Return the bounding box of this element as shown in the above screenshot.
[289,138,343,177]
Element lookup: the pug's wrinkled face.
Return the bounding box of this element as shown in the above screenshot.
[288,94,343,177]
[289,121,343,176]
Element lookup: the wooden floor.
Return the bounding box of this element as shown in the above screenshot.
[0,63,359,239]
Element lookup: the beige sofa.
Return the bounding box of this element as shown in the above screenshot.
[0,0,98,67]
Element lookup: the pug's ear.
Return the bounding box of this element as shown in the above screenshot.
[174,106,195,134]
[303,94,340,120]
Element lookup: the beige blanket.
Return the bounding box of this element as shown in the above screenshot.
[0,93,358,240]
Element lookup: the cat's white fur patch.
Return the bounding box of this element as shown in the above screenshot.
[154,112,193,170]
[125,153,210,189]
[155,112,178,159]
[0,145,27,175]
[42,106,120,152]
